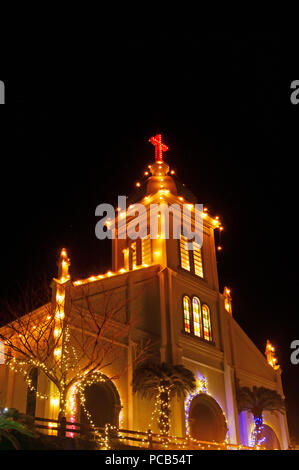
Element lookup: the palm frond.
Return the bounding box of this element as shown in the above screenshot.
[133,362,196,399]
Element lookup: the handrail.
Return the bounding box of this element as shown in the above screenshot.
[21,414,259,450]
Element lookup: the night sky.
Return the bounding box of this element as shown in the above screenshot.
[1,33,298,441]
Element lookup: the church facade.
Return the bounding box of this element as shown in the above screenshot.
[0,136,289,449]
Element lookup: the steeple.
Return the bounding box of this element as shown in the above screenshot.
[145,133,177,195]
[57,248,71,282]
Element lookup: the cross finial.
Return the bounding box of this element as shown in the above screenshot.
[149,134,168,163]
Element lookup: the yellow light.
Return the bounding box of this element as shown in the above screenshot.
[154,251,160,257]
[56,311,65,320]
[136,182,141,187]
[56,292,65,303]
[119,268,126,273]
[54,328,61,337]
[51,396,59,406]
[179,196,184,201]
[107,271,112,277]
[54,348,61,358]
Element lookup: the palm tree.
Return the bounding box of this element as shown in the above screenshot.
[133,362,196,436]
[236,385,285,446]
[0,410,35,450]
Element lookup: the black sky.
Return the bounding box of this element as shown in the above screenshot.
[0,33,298,441]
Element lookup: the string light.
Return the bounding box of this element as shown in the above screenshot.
[265,340,280,370]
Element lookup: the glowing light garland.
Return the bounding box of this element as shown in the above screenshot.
[184,375,229,445]
[250,416,266,447]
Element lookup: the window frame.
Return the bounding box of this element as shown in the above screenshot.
[201,303,213,342]
[178,236,205,279]
[182,295,213,343]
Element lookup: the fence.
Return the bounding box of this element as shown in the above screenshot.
[29,415,258,450]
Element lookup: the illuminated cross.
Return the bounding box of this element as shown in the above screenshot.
[149,134,169,163]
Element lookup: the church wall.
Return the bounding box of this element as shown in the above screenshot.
[230,318,278,383]
[133,393,160,435]
[228,319,288,448]
[11,373,26,413]
[0,364,8,407]
[128,268,161,337]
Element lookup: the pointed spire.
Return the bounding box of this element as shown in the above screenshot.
[265,340,280,370]
[58,248,71,282]
[223,287,232,315]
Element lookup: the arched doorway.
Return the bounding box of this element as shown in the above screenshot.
[188,394,227,443]
[80,379,121,429]
[260,424,281,450]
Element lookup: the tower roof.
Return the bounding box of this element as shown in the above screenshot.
[128,133,198,205]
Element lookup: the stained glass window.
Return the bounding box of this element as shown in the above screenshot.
[183,296,191,333]
[192,297,202,337]
[202,304,212,341]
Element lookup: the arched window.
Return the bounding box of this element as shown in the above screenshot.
[202,304,212,341]
[131,242,137,269]
[141,235,152,265]
[183,296,191,333]
[26,367,38,416]
[180,236,191,271]
[192,297,202,337]
[192,242,204,278]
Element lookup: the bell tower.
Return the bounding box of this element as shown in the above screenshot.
[111,134,221,292]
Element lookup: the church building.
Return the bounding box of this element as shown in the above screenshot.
[0,135,289,449]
